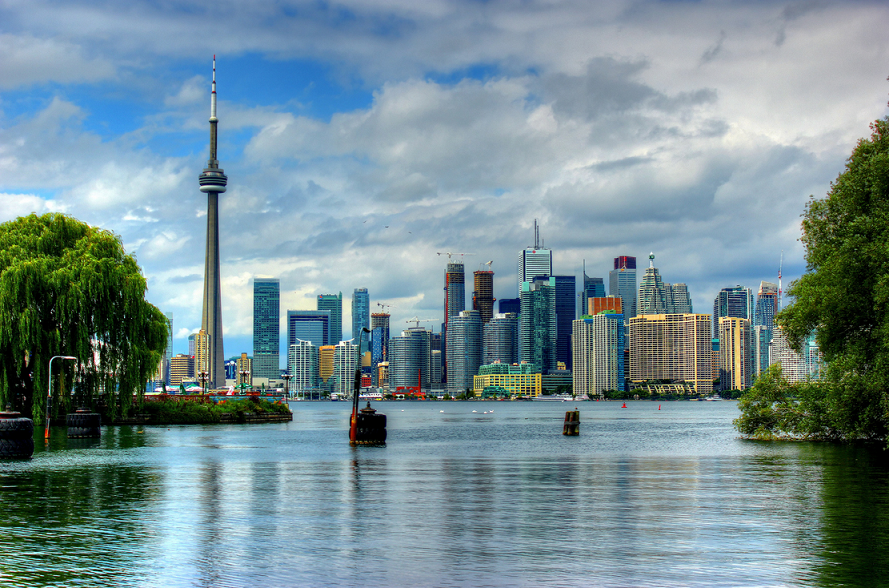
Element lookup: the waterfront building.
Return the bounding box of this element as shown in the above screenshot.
[712,285,754,337]
[484,313,518,365]
[332,340,358,397]
[472,270,495,324]
[317,292,343,344]
[554,275,576,370]
[318,345,335,385]
[170,354,194,386]
[352,288,370,350]
[573,312,625,398]
[199,57,228,389]
[519,276,557,373]
[388,328,432,389]
[628,314,713,394]
[288,340,319,392]
[253,278,280,379]
[287,310,331,349]
[472,362,542,398]
[499,298,520,315]
[609,255,637,319]
[768,327,823,384]
[542,368,572,394]
[236,353,253,388]
[446,310,483,395]
[718,317,752,391]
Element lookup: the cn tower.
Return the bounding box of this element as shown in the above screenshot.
[199,56,227,389]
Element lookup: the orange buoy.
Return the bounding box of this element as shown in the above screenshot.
[621,402,627,408]
[658,405,661,410]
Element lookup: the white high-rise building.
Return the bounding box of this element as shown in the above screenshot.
[332,340,358,398]
[288,340,318,393]
[573,313,625,398]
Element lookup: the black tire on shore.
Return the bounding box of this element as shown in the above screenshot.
[0,417,34,459]
[66,412,101,439]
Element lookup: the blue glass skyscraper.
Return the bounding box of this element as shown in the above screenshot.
[253,278,280,379]
[352,288,370,350]
[554,275,576,370]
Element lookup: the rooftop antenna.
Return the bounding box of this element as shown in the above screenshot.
[649,252,655,268]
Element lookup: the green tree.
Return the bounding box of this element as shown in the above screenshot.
[737,117,889,441]
[0,213,168,422]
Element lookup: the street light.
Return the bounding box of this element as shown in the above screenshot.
[45,355,77,439]
[239,369,250,392]
[350,327,372,445]
[283,373,293,399]
[198,371,209,395]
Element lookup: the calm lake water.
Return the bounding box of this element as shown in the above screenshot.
[1,400,888,587]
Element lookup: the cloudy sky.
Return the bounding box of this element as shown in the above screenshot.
[2,0,888,361]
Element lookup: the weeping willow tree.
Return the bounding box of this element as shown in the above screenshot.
[0,213,169,422]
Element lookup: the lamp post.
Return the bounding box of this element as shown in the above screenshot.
[350,327,372,445]
[45,355,77,439]
[239,369,250,392]
[198,371,209,395]
[283,373,293,399]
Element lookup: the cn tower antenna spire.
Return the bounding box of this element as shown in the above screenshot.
[199,56,228,389]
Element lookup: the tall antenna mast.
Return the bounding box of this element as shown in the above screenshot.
[778,250,783,312]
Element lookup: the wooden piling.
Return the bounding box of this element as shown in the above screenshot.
[562,410,579,436]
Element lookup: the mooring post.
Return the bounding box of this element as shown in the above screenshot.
[563,409,580,436]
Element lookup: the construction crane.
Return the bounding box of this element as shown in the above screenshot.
[376,302,394,313]
[436,252,474,261]
[405,316,436,329]
[479,260,493,271]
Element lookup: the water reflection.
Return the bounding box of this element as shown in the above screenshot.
[0,404,887,587]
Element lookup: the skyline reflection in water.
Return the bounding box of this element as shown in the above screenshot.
[1,401,887,587]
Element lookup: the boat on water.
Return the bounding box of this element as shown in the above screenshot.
[704,394,723,401]
[532,393,574,402]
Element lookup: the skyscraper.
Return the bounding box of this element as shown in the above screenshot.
[444,262,466,325]
[753,281,779,380]
[519,276,557,373]
[518,223,552,292]
[199,57,228,388]
[472,270,495,324]
[609,255,637,319]
[668,283,693,314]
[719,317,752,391]
[446,310,483,394]
[553,275,576,370]
[352,288,370,350]
[637,253,668,315]
[253,278,280,379]
[287,310,331,350]
[582,263,606,319]
[317,292,343,344]
[388,328,432,389]
[288,340,318,393]
[332,340,358,397]
[483,313,518,365]
[712,285,754,337]
[572,312,625,398]
[628,313,712,393]
[163,312,173,385]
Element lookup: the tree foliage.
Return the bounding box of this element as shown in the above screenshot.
[0,213,168,422]
[737,117,889,441]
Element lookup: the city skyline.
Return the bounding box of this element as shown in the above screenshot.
[2,2,888,360]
